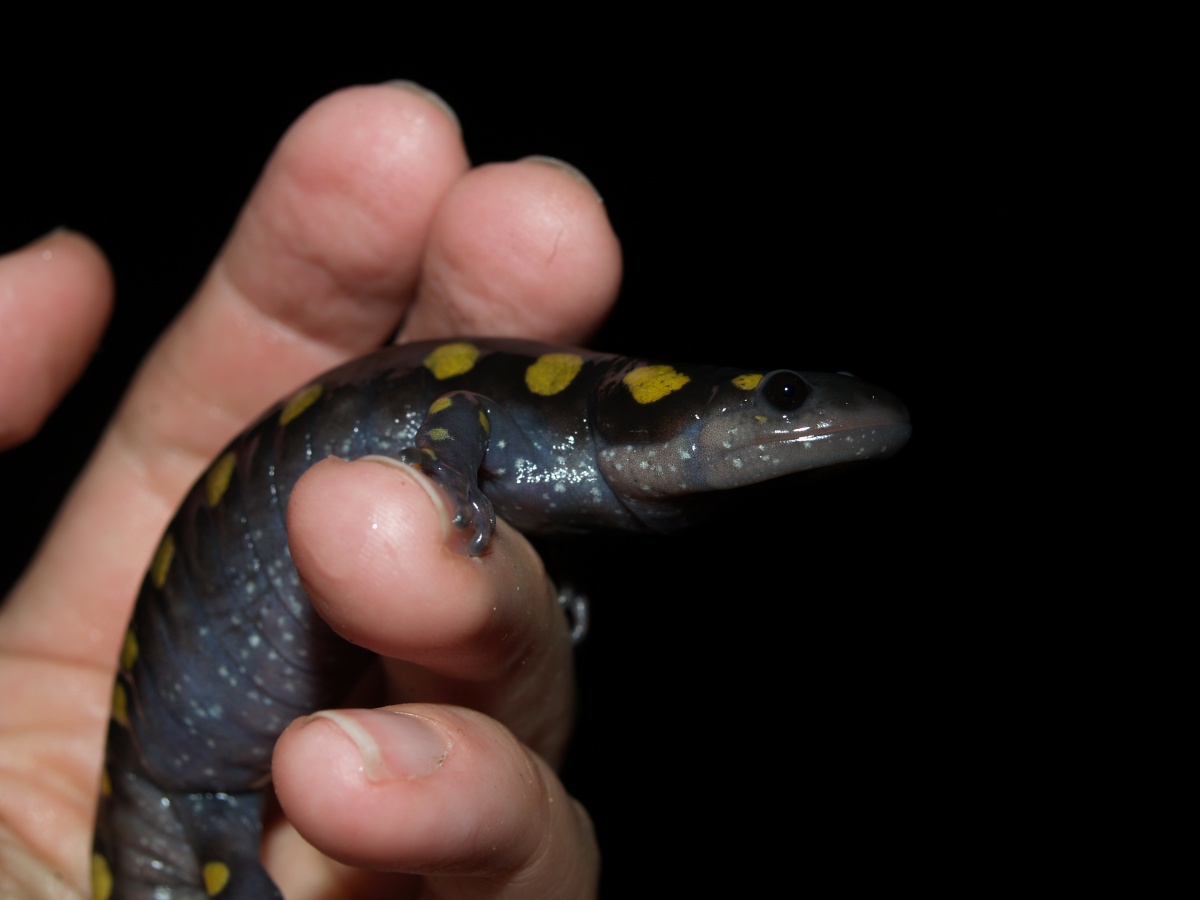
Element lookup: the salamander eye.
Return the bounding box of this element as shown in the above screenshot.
[761,370,812,413]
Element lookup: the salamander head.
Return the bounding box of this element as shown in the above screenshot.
[694,369,911,490]
[594,362,910,529]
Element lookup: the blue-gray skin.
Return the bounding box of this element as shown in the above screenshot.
[92,338,911,898]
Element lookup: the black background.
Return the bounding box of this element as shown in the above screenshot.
[2,37,1026,895]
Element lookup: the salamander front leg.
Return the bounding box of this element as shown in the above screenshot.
[398,390,500,556]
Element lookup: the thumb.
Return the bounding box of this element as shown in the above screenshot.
[272,703,598,899]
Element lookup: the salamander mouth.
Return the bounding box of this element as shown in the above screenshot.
[742,421,909,454]
[750,420,913,458]
[705,419,912,491]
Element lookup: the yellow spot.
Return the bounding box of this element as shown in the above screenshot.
[203,861,231,896]
[424,342,479,379]
[92,853,114,900]
[526,353,583,396]
[279,383,323,425]
[428,427,450,441]
[624,365,691,404]
[100,766,112,797]
[111,682,129,727]
[733,373,763,390]
[206,451,236,507]
[120,630,138,671]
[479,410,489,433]
[429,396,454,415]
[151,533,175,588]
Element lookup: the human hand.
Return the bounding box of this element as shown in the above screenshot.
[0,81,620,898]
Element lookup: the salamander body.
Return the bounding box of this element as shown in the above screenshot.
[91,338,911,898]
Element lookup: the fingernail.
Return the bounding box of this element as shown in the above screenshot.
[359,455,452,541]
[36,226,72,242]
[383,80,461,133]
[522,155,603,203]
[310,709,450,781]
[7,226,69,256]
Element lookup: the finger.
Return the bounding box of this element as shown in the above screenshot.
[0,229,112,450]
[3,82,467,662]
[270,704,598,900]
[287,457,575,763]
[399,157,622,344]
[125,81,471,487]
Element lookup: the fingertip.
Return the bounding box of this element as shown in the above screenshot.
[274,703,597,891]
[288,455,515,661]
[275,82,468,203]
[401,156,623,344]
[273,704,477,871]
[287,456,453,647]
[0,228,113,449]
[219,81,471,355]
[286,454,569,687]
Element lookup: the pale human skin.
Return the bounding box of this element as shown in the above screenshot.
[0,81,620,898]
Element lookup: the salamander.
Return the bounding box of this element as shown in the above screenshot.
[90,338,911,899]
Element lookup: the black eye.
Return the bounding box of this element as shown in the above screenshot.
[761,370,811,413]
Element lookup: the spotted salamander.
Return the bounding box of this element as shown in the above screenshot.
[91,338,910,899]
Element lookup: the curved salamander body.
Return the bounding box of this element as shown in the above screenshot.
[91,338,910,898]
